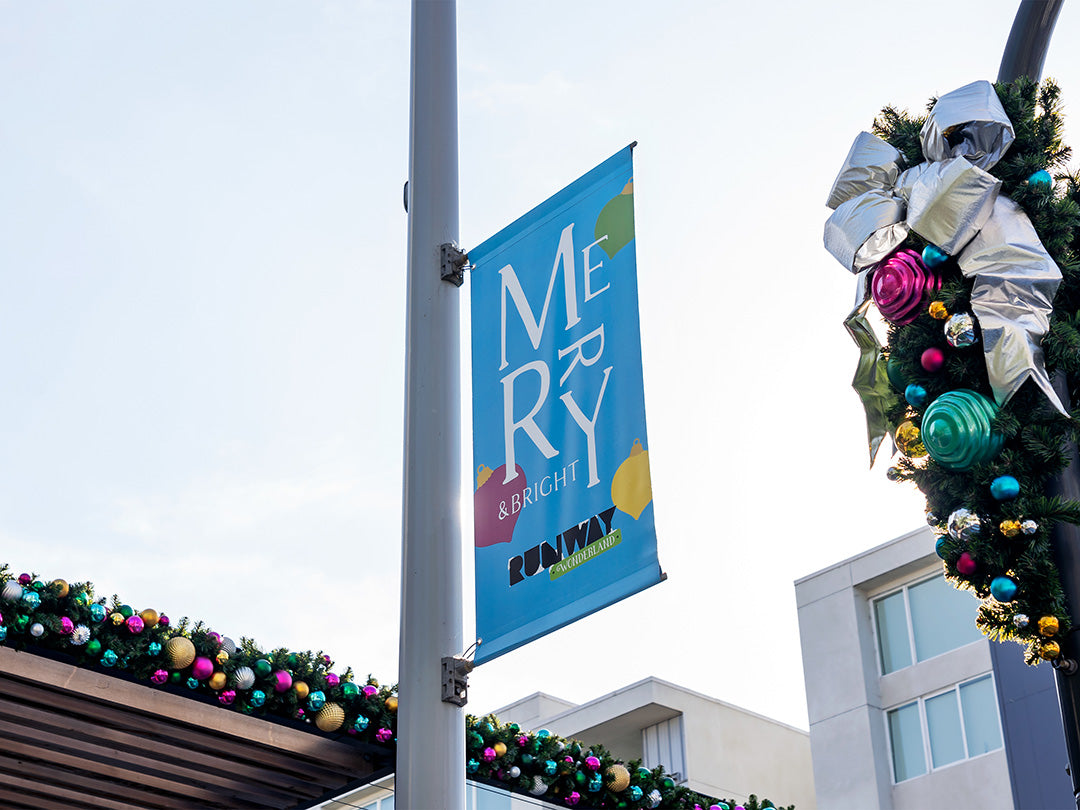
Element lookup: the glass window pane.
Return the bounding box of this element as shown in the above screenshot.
[925,690,965,768]
[472,781,512,810]
[960,676,1003,756]
[382,798,394,810]
[875,591,913,674]
[888,702,926,782]
[908,576,982,662]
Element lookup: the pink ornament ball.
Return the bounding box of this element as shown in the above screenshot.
[921,347,946,372]
[326,673,340,687]
[59,617,74,635]
[565,792,581,807]
[362,685,378,698]
[219,690,236,706]
[151,669,168,684]
[872,249,941,324]
[585,756,601,771]
[17,573,31,586]
[158,614,170,627]
[272,670,293,693]
[957,551,977,576]
[126,615,144,634]
[376,727,393,743]
[191,656,215,680]
[518,735,529,747]
[208,631,222,647]
[483,747,498,762]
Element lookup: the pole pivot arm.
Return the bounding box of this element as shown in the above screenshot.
[441,243,468,287]
[441,655,474,706]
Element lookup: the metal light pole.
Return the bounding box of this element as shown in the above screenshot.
[398,1,465,808]
[995,1,1079,805]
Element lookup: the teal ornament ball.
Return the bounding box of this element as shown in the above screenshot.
[1028,169,1053,187]
[187,677,199,689]
[21,591,40,609]
[990,476,1021,501]
[308,690,326,711]
[0,627,6,641]
[935,537,948,559]
[991,576,1018,602]
[922,244,949,268]
[630,786,643,802]
[467,759,479,774]
[354,714,369,731]
[588,775,603,792]
[249,690,266,707]
[148,642,162,656]
[544,760,558,776]
[905,384,928,408]
[921,390,1004,470]
[886,356,908,392]
[101,650,118,667]
[90,604,107,623]
[537,729,550,738]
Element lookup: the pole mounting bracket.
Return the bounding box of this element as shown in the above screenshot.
[440,243,468,287]
[441,655,474,706]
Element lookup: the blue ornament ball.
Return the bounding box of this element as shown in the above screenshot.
[148,642,162,656]
[990,475,1021,501]
[630,786,643,802]
[922,244,949,268]
[905,384,928,408]
[537,729,550,738]
[21,591,41,609]
[467,759,479,774]
[991,576,1018,603]
[250,690,267,708]
[90,604,107,623]
[354,714,369,730]
[308,690,326,711]
[544,760,558,776]
[1028,169,1053,187]
[0,627,6,641]
[935,537,948,559]
[101,650,118,667]
[588,776,603,793]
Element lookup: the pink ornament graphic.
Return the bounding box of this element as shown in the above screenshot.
[871,249,941,324]
[474,463,527,547]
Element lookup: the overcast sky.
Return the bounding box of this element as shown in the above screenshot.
[3,0,1079,732]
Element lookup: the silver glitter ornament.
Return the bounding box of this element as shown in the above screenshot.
[1014,613,1030,629]
[1021,519,1038,535]
[529,776,548,796]
[945,312,978,348]
[948,508,982,542]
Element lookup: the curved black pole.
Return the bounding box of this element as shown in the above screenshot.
[997,1,1077,805]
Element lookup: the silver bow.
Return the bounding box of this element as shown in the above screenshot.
[824,80,1065,462]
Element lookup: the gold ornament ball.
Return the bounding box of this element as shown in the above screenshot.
[385,696,398,713]
[1038,616,1060,637]
[216,650,230,664]
[929,301,949,320]
[209,671,227,691]
[164,636,196,670]
[895,421,926,458]
[139,608,159,629]
[294,681,310,700]
[493,741,507,758]
[1042,641,1062,660]
[1000,520,1022,538]
[110,612,125,626]
[315,703,345,732]
[605,764,631,792]
[49,579,69,598]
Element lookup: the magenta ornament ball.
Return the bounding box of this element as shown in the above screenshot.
[219,690,236,706]
[957,552,977,576]
[483,747,498,762]
[151,669,168,684]
[585,756,601,771]
[273,670,293,693]
[921,347,946,372]
[362,684,378,698]
[126,615,144,634]
[59,617,74,635]
[872,249,940,324]
[326,673,340,687]
[191,656,215,680]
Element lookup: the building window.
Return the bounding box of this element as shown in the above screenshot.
[886,675,1003,782]
[873,573,982,674]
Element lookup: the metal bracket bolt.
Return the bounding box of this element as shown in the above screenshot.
[441,656,474,706]
[440,243,468,287]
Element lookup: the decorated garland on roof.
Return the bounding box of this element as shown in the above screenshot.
[824,78,1080,663]
[463,715,792,810]
[0,564,398,743]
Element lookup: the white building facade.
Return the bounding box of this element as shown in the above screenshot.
[796,527,1071,809]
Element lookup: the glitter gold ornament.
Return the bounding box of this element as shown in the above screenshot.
[164,637,196,669]
[605,764,631,792]
[315,702,345,732]
[1000,520,1022,537]
[1042,641,1061,660]
[209,671,227,691]
[929,301,949,320]
[1038,616,1060,637]
[110,612,125,626]
[895,420,926,458]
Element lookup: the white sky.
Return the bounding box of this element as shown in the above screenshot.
[3,0,1079,733]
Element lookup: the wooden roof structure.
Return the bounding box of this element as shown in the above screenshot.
[0,646,390,810]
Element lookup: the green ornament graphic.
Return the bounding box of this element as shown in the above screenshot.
[594,180,635,259]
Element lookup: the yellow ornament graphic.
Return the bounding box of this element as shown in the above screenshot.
[611,439,653,520]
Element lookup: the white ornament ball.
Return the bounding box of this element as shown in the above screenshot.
[222,636,237,655]
[648,789,662,809]
[509,766,521,779]
[529,776,548,796]
[1,582,23,602]
[30,622,44,637]
[232,665,256,691]
[71,625,91,645]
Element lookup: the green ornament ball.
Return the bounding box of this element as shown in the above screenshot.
[119,604,134,618]
[253,658,272,678]
[86,639,102,655]
[886,356,908,392]
[342,681,360,698]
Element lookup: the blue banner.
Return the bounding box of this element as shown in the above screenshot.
[469,145,662,665]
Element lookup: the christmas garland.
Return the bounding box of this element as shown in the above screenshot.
[0,564,398,744]
[825,78,1080,663]
[0,563,793,809]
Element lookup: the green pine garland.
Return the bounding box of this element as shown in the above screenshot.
[872,78,1080,664]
